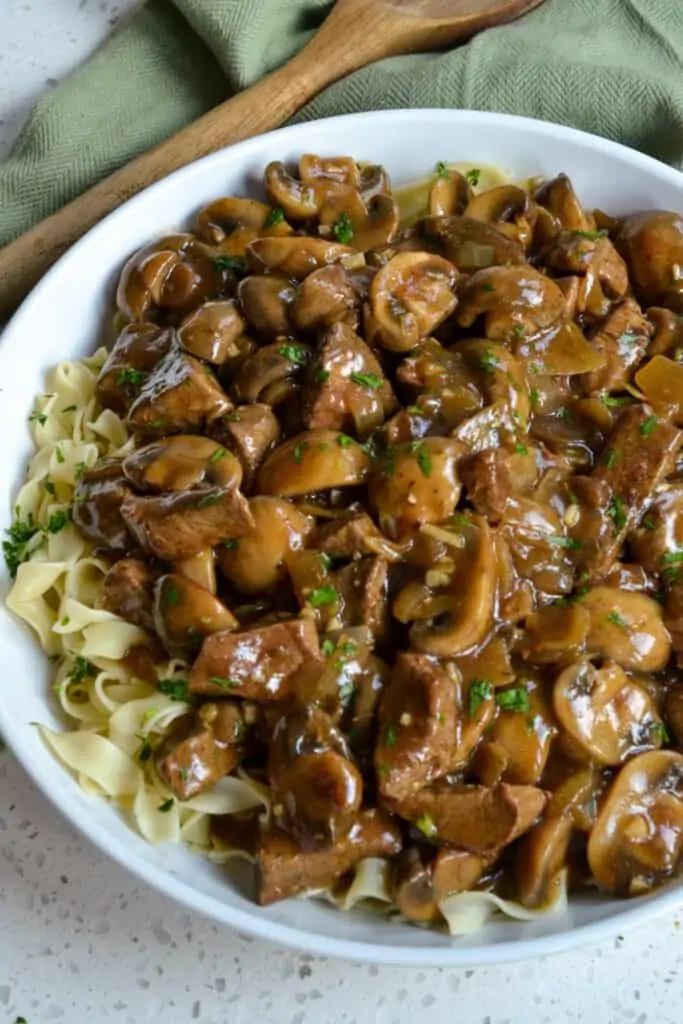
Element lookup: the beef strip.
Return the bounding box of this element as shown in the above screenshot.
[397,782,547,854]
[120,485,253,561]
[375,653,457,802]
[460,448,517,522]
[313,511,401,562]
[303,322,397,436]
[126,347,232,438]
[189,618,321,699]
[333,556,389,641]
[573,405,682,579]
[580,297,652,394]
[157,702,245,800]
[257,808,402,904]
[209,403,281,484]
[72,458,134,551]
[99,557,156,630]
[96,323,174,413]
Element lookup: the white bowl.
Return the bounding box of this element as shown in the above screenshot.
[1,109,682,966]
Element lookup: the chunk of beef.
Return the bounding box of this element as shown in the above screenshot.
[628,484,683,573]
[375,653,457,802]
[313,511,401,562]
[72,458,134,551]
[580,298,652,394]
[157,702,245,800]
[257,808,402,904]
[126,348,232,438]
[574,405,682,579]
[121,485,253,561]
[291,264,359,332]
[96,323,174,413]
[99,557,156,630]
[209,403,281,484]
[398,782,547,854]
[189,618,320,699]
[303,322,397,436]
[334,556,389,640]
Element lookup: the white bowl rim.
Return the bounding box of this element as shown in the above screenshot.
[2,107,683,966]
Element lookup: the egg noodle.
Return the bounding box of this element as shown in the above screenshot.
[6,348,566,933]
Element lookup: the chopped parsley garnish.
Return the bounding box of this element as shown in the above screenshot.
[514,443,528,455]
[138,740,153,763]
[44,480,56,495]
[339,680,356,706]
[158,678,191,702]
[278,343,310,365]
[571,229,608,240]
[338,641,357,658]
[480,349,500,374]
[293,441,309,464]
[496,687,531,713]
[69,657,96,683]
[210,676,241,689]
[385,725,397,748]
[468,678,493,718]
[214,255,247,276]
[529,387,540,406]
[336,433,355,448]
[413,443,432,478]
[315,368,330,383]
[74,461,87,481]
[407,405,423,416]
[604,448,620,469]
[513,324,525,339]
[28,410,47,426]
[618,330,641,347]
[209,446,227,462]
[350,371,383,390]
[47,509,71,533]
[157,798,174,813]
[116,367,145,390]
[415,812,438,840]
[607,494,628,532]
[308,585,338,608]
[149,418,167,429]
[197,492,222,508]
[222,538,238,551]
[264,206,285,227]
[321,638,336,656]
[332,211,354,244]
[606,611,628,628]
[481,282,496,293]
[642,513,657,531]
[376,762,390,777]
[601,394,632,408]
[651,721,670,744]
[549,535,582,550]
[465,168,481,187]
[164,583,181,607]
[640,415,658,438]
[3,515,43,578]
[62,404,77,413]
[662,549,683,566]
[435,160,450,180]
[55,444,65,464]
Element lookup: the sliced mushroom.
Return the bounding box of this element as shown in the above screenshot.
[319,190,399,252]
[177,300,246,364]
[368,251,458,352]
[245,236,354,280]
[174,548,216,594]
[534,174,591,232]
[616,211,683,311]
[255,429,371,496]
[291,264,359,332]
[521,603,590,664]
[237,274,295,337]
[429,169,470,217]
[195,196,290,248]
[628,485,683,574]
[122,435,242,492]
[216,496,312,595]
[392,847,438,924]
[516,814,573,908]
[488,679,556,784]
[409,514,497,658]
[231,339,311,408]
[554,660,663,766]
[117,234,221,322]
[465,185,534,248]
[587,750,683,893]
[581,587,672,672]
[157,702,245,800]
[264,161,319,220]
[368,438,463,538]
[153,572,237,658]
[457,265,566,339]
[456,339,530,424]
[635,354,683,425]
[420,215,526,272]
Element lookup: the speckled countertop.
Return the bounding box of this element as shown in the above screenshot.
[1,4,683,1022]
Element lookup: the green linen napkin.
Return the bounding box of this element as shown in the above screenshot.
[1,0,682,246]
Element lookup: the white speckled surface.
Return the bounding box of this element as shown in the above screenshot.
[1,4,683,1021]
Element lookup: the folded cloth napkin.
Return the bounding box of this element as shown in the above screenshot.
[1,0,682,246]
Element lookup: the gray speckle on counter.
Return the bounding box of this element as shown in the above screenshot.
[1,3,683,1021]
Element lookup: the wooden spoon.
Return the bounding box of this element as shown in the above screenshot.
[0,0,544,317]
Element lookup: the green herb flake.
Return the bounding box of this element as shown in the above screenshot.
[60,615,70,626]
[54,444,65,464]
[315,368,331,383]
[415,812,438,840]
[222,538,238,551]
[414,444,432,478]
[618,330,641,348]
[3,515,42,578]
[308,585,338,608]
[571,229,608,240]
[480,349,500,374]
[278,343,310,366]
[164,583,181,607]
[642,513,657,531]
[469,678,493,718]
[210,676,241,690]
[496,687,531,714]
[321,638,336,657]
[28,410,47,426]
[214,255,247,276]
[514,443,529,455]
[529,387,540,407]
[435,160,450,180]
[158,678,191,702]
[601,394,633,408]
[339,680,356,706]
[350,370,383,390]
[44,479,56,495]
[332,211,354,244]
[376,762,390,777]
[605,449,620,469]
[640,415,658,438]
[157,798,174,813]
[47,509,71,534]
[264,206,285,227]
[481,282,495,293]
[116,367,145,390]
[149,418,167,429]
[74,461,87,482]
[651,721,670,744]
[209,446,227,463]
[336,433,355,448]
[338,641,357,657]
[293,441,309,464]
[607,494,628,533]
[465,168,481,187]
[661,549,683,568]
[548,534,582,550]
[61,404,77,414]
[606,610,628,628]
[69,657,96,683]
[138,741,153,764]
[512,324,525,339]
[385,725,397,748]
